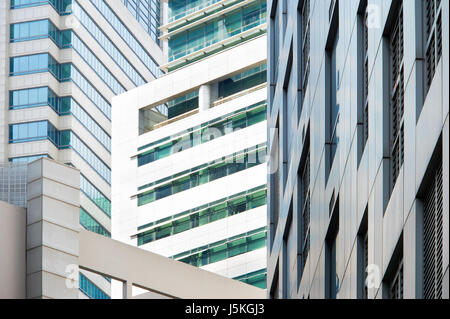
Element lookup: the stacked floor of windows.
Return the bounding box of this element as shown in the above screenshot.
[139,101,266,165]
[137,143,267,205]
[168,0,266,63]
[10,19,71,48]
[8,122,111,184]
[121,0,161,44]
[11,1,160,80]
[9,53,111,119]
[167,91,199,119]
[168,0,223,23]
[87,0,162,78]
[9,87,111,152]
[172,227,266,267]
[218,64,267,99]
[137,186,266,245]
[10,0,72,13]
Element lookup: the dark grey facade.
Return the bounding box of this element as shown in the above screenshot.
[267,0,449,299]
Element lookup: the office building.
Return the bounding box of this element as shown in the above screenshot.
[0,0,164,298]
[112,0,268,291]
[267,0,448,298]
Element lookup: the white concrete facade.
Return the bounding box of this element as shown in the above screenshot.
[112,0,268,294]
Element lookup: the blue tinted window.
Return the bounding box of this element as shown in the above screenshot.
[72,32,125,95]
[10,54,111,120]
[9,121,110,184]
[72,1,147,86]
[9,121,57,144]
[9,154,50,163]
[89,0,162,78]
[121,0,160,45]
[11,0,72,14]
[9,87,57,111]
[9,88,110,152]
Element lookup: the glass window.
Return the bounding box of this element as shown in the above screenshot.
[168,1,266,62]
[198,209,210,226]
[228,237,247,258]
[137,144,267,206]
[9,120,56,144]
[225,11,242,37]
[173,216,191,234]
[209,244,227,263]
[88,0,162,77]
[248,190,266,209]
[229,196,247,214]
[156,183,172,200]
[156,224,172,240]
[173,176,190,193]
[136,186,267,246]
[210,203,227,222]
[80,174,111,217]
[138,102,267,167]
[247,232,266,251]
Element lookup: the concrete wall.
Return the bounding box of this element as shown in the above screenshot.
[26,158,81,299]
[79,229,266,299]
[0,200,26,299]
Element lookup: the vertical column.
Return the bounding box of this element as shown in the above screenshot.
[0,0,9,162]
[122,281,133,299]
[26,158,81,299]
[198,84,211,112]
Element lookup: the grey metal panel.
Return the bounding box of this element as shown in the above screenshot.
[267,0,448,299]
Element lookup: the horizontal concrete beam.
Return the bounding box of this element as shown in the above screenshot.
[113,35,267,111]
[78,229,266,299]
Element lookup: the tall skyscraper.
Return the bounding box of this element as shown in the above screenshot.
[112,0,268,292]
[267,0,448,299]
[0,0,163,298]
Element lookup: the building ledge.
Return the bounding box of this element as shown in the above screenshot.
[161,24,267,72]
[159,0,252,37]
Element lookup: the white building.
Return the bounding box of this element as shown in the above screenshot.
[112,0,268,291]
[0,0,164,298]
